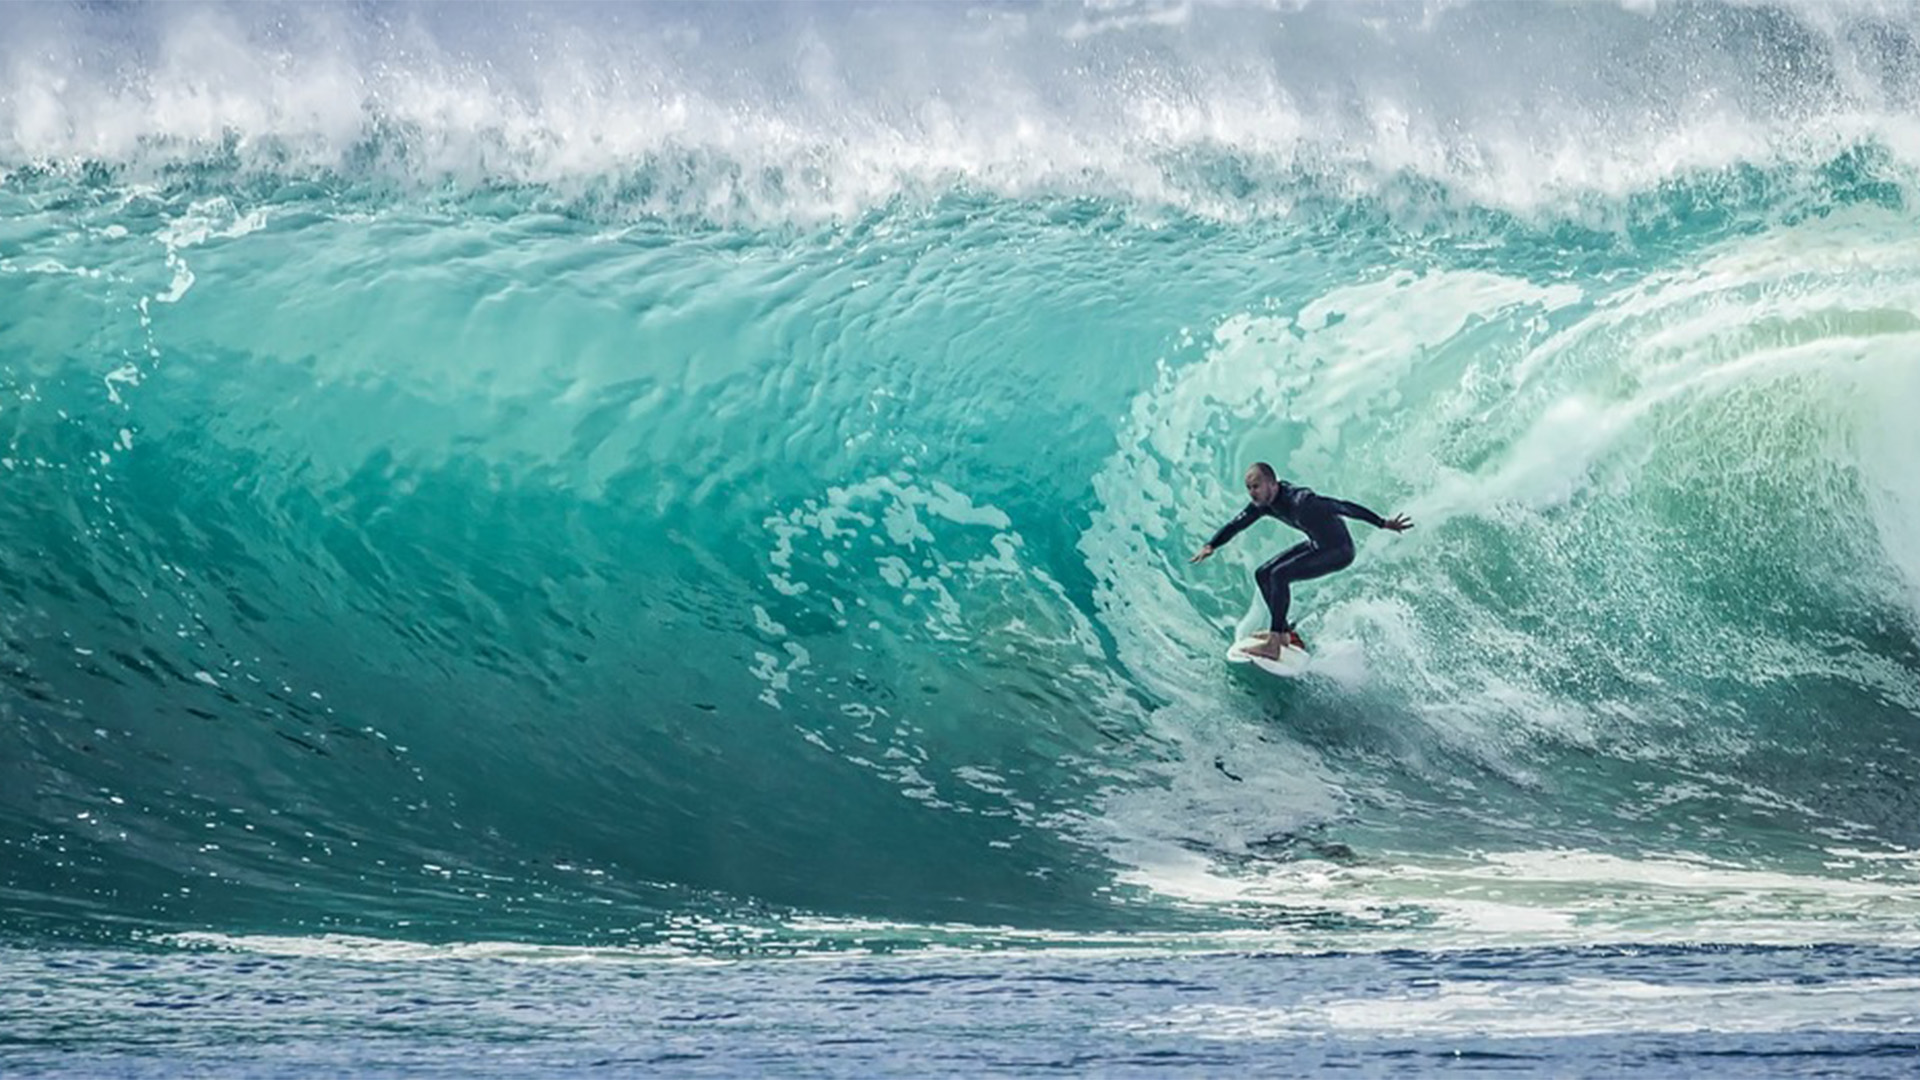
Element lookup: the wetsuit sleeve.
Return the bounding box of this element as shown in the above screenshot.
[1206,503,1263,549]
[1325,498,1388,528]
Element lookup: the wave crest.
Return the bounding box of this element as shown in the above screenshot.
[10,2,1920,223]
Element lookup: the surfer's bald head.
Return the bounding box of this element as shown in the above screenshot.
[1244,462,1280,506]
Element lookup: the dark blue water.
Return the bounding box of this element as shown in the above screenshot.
[5,943,1919,1076]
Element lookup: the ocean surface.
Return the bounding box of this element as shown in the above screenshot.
[4,1,1920,1074]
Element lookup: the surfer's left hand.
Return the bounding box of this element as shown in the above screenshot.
[1383,514,1414,532]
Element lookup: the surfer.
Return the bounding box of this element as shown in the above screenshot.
[1190,463,1412,660]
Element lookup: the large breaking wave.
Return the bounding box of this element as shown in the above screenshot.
[4,0,1920,954]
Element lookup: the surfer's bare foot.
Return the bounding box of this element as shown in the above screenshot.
[1246,633,1285,660]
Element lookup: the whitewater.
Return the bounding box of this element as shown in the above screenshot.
[4,1,1920,1074]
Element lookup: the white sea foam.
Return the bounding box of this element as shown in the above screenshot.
[1130,973,1920,1039]
[166,836,1920,960]
[8,2,1920,221]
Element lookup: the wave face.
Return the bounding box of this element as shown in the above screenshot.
[6,1,1920,952]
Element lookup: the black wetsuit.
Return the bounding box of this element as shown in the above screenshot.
[1206,483,1388,634]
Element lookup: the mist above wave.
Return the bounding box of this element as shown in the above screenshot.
[8,2,1920,222]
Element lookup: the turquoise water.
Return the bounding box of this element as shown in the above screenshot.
[5,0,1920,1071]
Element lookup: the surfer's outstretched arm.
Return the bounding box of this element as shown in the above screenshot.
[1190,502,1260,563]
[1328,498,1414,532]
[1325,498,1387,528]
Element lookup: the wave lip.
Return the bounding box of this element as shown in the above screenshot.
[10,2,1920,221]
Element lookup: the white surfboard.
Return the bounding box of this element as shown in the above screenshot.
[1226,636,1311,678]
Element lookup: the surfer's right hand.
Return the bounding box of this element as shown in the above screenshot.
[1189,545,1214,564]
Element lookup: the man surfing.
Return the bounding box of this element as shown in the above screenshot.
[1190,462,1413,660]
